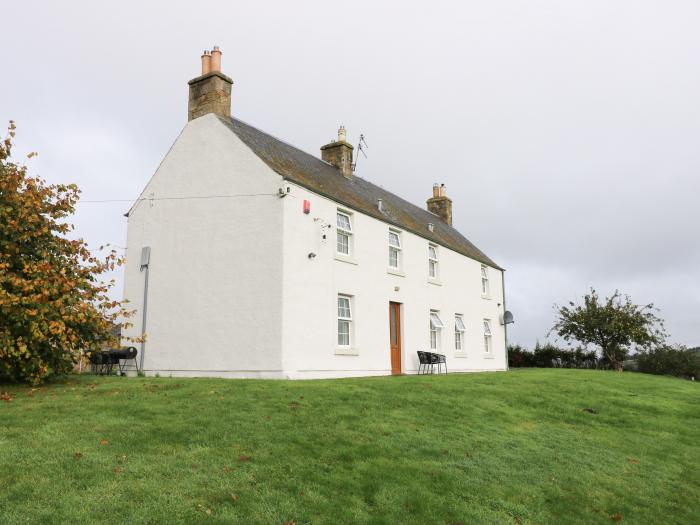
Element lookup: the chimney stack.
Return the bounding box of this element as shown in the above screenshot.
[427,183,453,226]
[320,126,354,178]
[188,46,233,121]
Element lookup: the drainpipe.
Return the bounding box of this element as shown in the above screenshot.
[139,247,151,372]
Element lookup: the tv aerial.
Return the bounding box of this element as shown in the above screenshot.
[351,134,368,173]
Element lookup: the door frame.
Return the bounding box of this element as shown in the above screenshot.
[389,301,402,375]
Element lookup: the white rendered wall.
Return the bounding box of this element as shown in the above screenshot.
[121,114,285,377]
[280,182,507,378]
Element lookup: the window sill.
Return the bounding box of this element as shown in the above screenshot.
[335,347,359,356]
[334,254,358,265]
[454,352,468,358]
[387,268,405,277]
[481,294,491,300]
[483,353,495,359]
[428,278,442,286]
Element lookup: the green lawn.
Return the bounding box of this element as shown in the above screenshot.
[0,370,697,524]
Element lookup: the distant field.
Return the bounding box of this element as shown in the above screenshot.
[0,369,697,524]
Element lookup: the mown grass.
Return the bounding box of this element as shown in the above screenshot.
[0,369,697,524]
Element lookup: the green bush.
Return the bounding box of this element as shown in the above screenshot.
[507,344,535,367]
[635,346,699,379]
[508,343,602,369]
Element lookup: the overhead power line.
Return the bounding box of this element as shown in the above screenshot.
[77,192,280,204]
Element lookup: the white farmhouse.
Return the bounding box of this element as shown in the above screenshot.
[121,48,510,378]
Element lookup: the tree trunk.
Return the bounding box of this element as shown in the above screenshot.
[603,347,623,372]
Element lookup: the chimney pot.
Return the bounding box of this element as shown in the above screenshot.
[201,51,212,75]
[432,184,440,198]
[210,46,222,72]
[338,125,347,143]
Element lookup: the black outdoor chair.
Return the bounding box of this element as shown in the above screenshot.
[436,353,447,374]
[89,351,114,375]
[427,352,447,374]
[417,351,431,375]
[428,352,439,374]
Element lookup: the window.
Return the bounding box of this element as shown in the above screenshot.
[388,230,402,269]
[428,244,438,278]
[481,265,490,297]
[336,211,352,255]
[337,295,353,347]
[429,311,443,350]
[455,314,466,351]
[483,319,492,354]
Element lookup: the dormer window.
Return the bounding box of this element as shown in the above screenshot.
[336,211,353,256]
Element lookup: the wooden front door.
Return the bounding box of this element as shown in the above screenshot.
[389,302,402,375]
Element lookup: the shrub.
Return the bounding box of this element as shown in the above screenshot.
[635,346,699,379]
[508,343,603,369]
[508,344,535,368]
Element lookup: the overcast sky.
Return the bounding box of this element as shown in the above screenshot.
[3,1,699,348]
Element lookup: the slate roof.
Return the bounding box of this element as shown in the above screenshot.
[220,116,502,270]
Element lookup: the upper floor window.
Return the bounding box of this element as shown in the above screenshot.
[337,295,353,347]
[481,265,490,297]
[455,314,466,351]
[388,230,402,269]
[428,244,439,279]
[483,319,492,354]
[336,211,353,255]
[429,310,443,350]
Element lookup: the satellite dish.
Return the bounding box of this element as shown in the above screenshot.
[501,311,514,325]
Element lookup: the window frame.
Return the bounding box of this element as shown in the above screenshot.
[429,310,443,350]
[428,244,439,279]
[481,264,490,298]
[388,229,402,270]
[337,295,353,348]
[336,211,353,256]
[454,314,466,351]
[483,318,492,355]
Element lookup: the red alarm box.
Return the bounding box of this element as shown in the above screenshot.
[303,199,310,214]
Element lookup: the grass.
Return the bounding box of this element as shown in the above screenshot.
[0,369,698,525]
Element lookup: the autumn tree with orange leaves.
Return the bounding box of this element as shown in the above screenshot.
[0,122,131,383]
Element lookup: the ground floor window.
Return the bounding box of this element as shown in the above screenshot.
[455,314,466,351]
[483,319,492,354]
[337,295,353,347]
[430,311,443,350]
